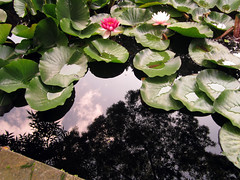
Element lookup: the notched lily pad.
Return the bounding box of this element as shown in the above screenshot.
[171,74,214,113]
[214,90,240,128]
[133,49,181,77]
[25,76,73,111]
[197,69,240,101]
[219,122,240,169]
[167,22,213,38]
[0,59,38,93]
[140,74,183,111]
[39,46,88,87]
[84,38,129,63]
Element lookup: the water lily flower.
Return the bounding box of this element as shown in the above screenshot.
[152,11,170,26]
[100,17,120,39]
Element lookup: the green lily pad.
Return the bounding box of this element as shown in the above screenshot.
[219,122,240,169]
[197,69,240,101]
[191,7,211,22]
[0,0,12,5]
[171,74,214,113]
[14,0,37,17]
[133,49,181,77]
[89,0,110,10]
[193,0,218,8]
[25,76,74,111]
[0,24,12,44]
[140,74,183,111]
[117,7,152,26]
[83,38,129,63]
[56,0,90,31]
[216,0,240,13]
[42,4,57,19]
[0,45,17,68]
[169,0,199,13]
[214,90,240,128]
[167,22,213,38]
[0,59,38,93]
[60,18,99,39]
[188,38,231,67]
[204,11,234,30]
[0,9,7,22]
[133,24,171,51]
[12,24,37,39]
[39,46,88,87]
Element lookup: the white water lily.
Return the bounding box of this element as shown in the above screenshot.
[152,11,170,26]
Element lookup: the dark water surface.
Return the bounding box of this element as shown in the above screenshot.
[0,35,240,179]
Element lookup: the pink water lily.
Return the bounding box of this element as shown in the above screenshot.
[100,17,121,39]
[152,11,170,26]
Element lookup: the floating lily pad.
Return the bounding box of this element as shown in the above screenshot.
[0,0,12,5]
[216,0,240,13]
[219,122,240,169]
[60,18,99,39]
[39,46,88,87]
[84,38,129,63]
[167,22,213,38]
[214,90,240,128]
[14,0,37,17]
[117,7,152,26]
[197,69,240,101]
[25,76,74,111]
[133,49,181,77]
[191,7,211,22]
[0,59,38,93]
[0,9,7,22]
[0,45,16,64]
[0,24,11,44]
[140,74,183,111]
[171,74,214,113]
[132,24,171,51]
[193,0,218,8]
[169,0,199,13]
[188,38,230,67]
[12,24,37,39]
[56,0,90,31]
[89,0,110,10]
[204,11,234,30]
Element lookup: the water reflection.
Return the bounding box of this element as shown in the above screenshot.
[1,90,239,179]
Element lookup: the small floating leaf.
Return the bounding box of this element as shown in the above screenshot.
[167,22,213,38]
[140,74,183,111]
[0,24,12,44]
[39,46,88,87]
[170,0,199,13]
[25,76,73,111]
[84,38,129,63]
[133,49,181,77]
[12,24,37,39]
[219,122,240,169]
[214,90,240,128]
[171,74,214,113]
[216,0,240,13]
[0,59,38,93]
[197,69,240,101]
[193,0,218,8]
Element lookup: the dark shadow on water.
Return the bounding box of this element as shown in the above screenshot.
[1,90,240,179]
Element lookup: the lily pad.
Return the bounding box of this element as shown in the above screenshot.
[12,24,37,39]
[0,0,12,5]
[56,0,90,31]
[167,22,213,38]
[14,0,37,17]
[133,49,181,77]
[83,38,129,63]
[25,76,73,111]
[0,59,38,93]
[169,0,199,13]
[204,11,234,30]
[188,38,231,67]
[0,9,7,22]
[133,24,171,51]
[191,7,211,22]
[0,45,17,68]
[219,122,240,169]
[196,69,240,101]
[0,24,12,44]
[39,46,88,87]
[216,0,240,14]
[140,74,183,111]
[214,90,240,128]
[117,7,152,26]
[193,0,218,8]
[171,74,214,113]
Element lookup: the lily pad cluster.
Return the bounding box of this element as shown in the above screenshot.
[0,0,240,169]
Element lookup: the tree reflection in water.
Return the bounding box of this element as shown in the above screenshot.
[1,90,240,179]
